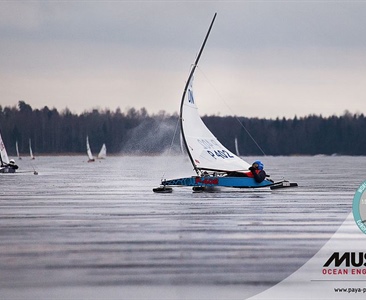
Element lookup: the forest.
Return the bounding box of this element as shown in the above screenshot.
[0,101,365,157]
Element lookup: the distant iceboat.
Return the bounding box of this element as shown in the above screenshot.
[86,136,95,162]
[16,140,22,160]
[29,138,35,160]
[97,143,107,159]
[234,137,240,157]
[0,131,18,173]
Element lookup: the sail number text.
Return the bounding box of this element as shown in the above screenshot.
[197,139,234,160]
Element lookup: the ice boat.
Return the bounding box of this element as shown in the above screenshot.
[29,138,35,160]
[97,143,107,159]
[153,14,297,192]
[0,131,17,173]
[234,137,240,157]
[86,136,95,162]
[16,141,22,160]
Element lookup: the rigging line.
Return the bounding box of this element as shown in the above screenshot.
[196,66,267,156]
[160,114,181,181]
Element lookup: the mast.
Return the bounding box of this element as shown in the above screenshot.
[179,13,217,175]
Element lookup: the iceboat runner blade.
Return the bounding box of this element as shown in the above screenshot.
[270,180,298,190]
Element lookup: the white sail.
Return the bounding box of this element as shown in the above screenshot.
[86,136,94,161]
[0,131,10,165]
[16,141,20,159]
[181,77,250,173]
[234,137,240,156]
[29,139,35,159]
[97,143,107,159]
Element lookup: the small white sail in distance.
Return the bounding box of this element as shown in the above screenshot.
[181,77,251,173]
[29,138,35,159]
[234,137,240,157]
[86,136,95,161]
[16,141,22,159]
[0,131,10,165]
[97,144,107,159]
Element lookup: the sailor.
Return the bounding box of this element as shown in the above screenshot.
[247,160,266,183]
[7,159,19,170]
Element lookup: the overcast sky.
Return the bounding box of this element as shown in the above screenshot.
[1,1,365,119]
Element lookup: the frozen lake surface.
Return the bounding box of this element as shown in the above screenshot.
[0,155,365,299]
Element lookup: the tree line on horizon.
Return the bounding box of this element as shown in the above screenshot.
[0,101,365,157]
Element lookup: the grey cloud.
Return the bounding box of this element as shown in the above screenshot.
[3,2,366,49]
[1,1,366,118]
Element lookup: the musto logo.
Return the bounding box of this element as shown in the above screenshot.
[322,252,366,275]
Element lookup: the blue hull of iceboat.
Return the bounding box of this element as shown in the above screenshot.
[161,176,273,189]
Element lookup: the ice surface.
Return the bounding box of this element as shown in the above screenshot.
[0,155,364,299]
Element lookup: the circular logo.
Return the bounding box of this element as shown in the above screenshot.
[352,180,366,234]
